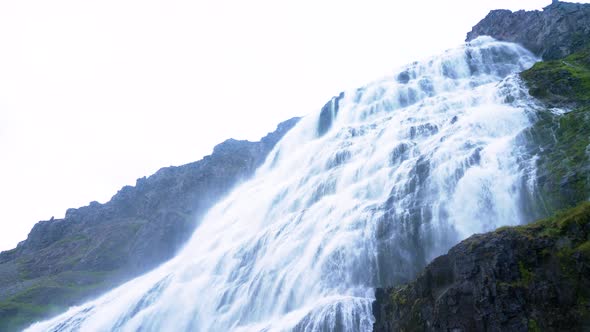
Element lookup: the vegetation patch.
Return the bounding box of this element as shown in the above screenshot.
[518,261,534,286]
[521,49,590,105]
[528,319,541,332]
[519,48,590,214]
[0,301,63,332]
[0,271,118,331]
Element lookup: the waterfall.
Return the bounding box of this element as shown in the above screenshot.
[26,37,539,332]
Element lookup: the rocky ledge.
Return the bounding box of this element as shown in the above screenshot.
[373,201,590,332]
[466,1,590,60]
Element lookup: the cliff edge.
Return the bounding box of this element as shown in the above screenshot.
[466,1,590,60]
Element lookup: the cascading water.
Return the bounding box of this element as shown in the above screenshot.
[26,37,540,332]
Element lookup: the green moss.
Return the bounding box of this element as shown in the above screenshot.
[528,319,541,332]
[0,301,64,332]
[510,203,590,285]
[52,235,90,249]
[532,109,590,211]
[522,111,590,214]
[391,289,408,306]
[519,261,535,286]
[522,202,590,233]
[495,203,590,322]
[519,48,590,213]
[0,271,119,331]
[494,225,512,233]
[553,201,590,231]
[576,241,590,257]
[521,49,590,104]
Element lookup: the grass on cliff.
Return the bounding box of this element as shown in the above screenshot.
[521,49,590,104]
[0,271,116,331]
[504,201,590,302]
[526,201,590,320]
[520,48,590,212]
[522,107,590,213]
[0,302,63,332]
[502,201,590,238]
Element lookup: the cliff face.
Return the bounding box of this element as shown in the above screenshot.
[0,117,299,331]
[466,1,590,60]
[373,202,590,332]
[518,47,590,217]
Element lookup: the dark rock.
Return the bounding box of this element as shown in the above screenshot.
[0,117,300,331]
[466,1,590,60]
[373,202,590,332]
[397,71,411,84]
[318,92,345,137]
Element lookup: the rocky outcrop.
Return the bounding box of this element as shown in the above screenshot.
[0,117,299,331]
[466,1,590,60]
[373,201,590,332]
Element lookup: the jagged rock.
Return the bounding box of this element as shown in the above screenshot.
[373,202,590,332]
[466,1,590,60]
[0,117,299,331]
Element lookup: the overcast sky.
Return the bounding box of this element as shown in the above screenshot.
[0,0,580,251]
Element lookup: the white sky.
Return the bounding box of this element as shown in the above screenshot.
[0,0,578,251]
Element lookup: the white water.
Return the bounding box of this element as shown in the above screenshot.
[27,37,539,332]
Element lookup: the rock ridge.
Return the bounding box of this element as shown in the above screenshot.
[0,117,300,331]
[466,1,590,60]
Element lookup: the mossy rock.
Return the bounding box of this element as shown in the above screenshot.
[373,202,590,332]
[521,49,590,106]
[519,48,590,216]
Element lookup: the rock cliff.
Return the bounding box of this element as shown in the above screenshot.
[373,202,590,332]
[466,1,590,60]
[0,117,299,331]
